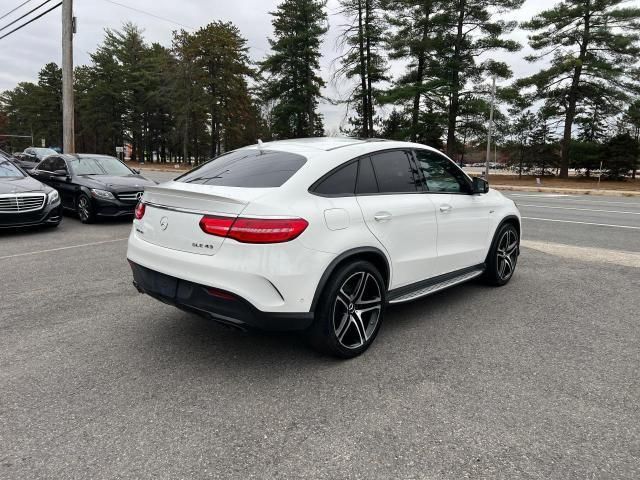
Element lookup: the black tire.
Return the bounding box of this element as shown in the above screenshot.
[77,193,95,224]
[483,222,519,286]
[309,260,386,359]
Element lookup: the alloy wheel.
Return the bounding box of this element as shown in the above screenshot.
[78,196,90,221]
[496,228,518,281]
[333,271,382,350]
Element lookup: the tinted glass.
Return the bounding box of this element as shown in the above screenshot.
[313,161,358,196]
[52,158,68,171]
[68,156,132,176]
[38,158,55,172]
[356,157,378,194]
[177,150,307,188]
[33,148,57,158]
[0,159,24,177]
[370,151,419,193]
[414,150,469,193]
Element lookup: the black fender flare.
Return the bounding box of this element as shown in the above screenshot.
[309,246,390,313]
[486,215,521,262]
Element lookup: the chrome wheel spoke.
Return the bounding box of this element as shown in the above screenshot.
[335,313,350,341]
[503,255,513,275]
[351,313,366,344]
[355,296,381,308]
[498,258,507,278]
[356,305,381,315]
[336,291,350,309]
[496,229,518,281]
[351,272,367,302]
[333,270,382,350]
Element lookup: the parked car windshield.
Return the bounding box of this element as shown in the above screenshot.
[177,149,307,188]
[68,156,133,176]
[0,159,24,178]
[32,148,57,158]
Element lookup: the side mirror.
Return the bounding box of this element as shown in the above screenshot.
[52,169,69,177]
[472,177,489,194]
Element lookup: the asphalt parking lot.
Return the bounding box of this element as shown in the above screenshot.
[2,173,639,479]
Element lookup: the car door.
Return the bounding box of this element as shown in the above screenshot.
[413,149,491,274]
[32,158,56,187]
[356,150,439,289]
[50,157,76,208]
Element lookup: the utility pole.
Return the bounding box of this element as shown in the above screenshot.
[62,0,74,153]
[485,76,496,179]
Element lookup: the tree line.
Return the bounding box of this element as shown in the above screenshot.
[1,0,639,178]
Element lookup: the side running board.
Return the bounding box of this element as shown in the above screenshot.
[388,266,485,305]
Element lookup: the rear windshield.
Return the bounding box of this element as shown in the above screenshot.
[176,149,307,188]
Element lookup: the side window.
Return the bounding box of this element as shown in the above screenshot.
[313,161,358,196]
[369,150,419,194]
[38,158,55,172]
[414,150,470,193]
[52,158,68,172]
[356,157,378,194]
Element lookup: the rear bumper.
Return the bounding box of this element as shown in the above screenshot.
[130,261,314,331]
[126,226,334,313]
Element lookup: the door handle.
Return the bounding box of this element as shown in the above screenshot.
[374,212,392,222]
[439,204,453,213]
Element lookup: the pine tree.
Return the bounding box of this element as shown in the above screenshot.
[381,0,522,153]
[380,0,445,142]
[36,63,63,148]
[439,0,523,159]
[261,0,328,138]
[623,100,640,178]
[192,22,255,156]
[336,0,387,137]
[519,0,640,178]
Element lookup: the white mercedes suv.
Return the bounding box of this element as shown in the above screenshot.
[127,138,521,357]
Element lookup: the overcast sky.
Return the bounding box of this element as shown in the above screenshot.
[0,0,548,131]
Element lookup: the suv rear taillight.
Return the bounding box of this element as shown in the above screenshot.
[134,201,146,220]
[198,216,234,237]
[199,216,308,244]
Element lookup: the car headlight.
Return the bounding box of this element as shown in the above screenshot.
[48,189,60,204]
[91,188,115,200]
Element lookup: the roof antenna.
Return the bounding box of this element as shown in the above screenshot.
[257,139,264,153]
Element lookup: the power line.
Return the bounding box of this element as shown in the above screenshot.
[0,0,53,33]
[100,0,273,59]
[102,0,194,30]
[0,0,35,21]
[0,1,61,41]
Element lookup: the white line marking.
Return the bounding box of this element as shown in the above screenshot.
[507,194,640,206]
[521,240,640,268]
[518,204,640,215]
[509,193,572,198]
[0,238,128,260]
[522,217,640,230]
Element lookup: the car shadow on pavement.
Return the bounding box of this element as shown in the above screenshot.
[62,210,135,225]
[135,280,495,369]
